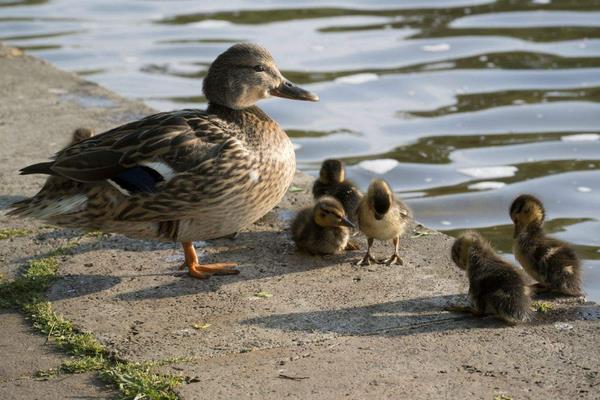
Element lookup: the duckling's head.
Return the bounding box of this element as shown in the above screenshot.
[203,43,319,110]
[367,179,393,220]
[71,127,94,143]
[509,194,545,238]
[313,196,355,228]
[319,159,345,184]
[451,230,485,271]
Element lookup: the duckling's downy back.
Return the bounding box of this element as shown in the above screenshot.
[455,231,532,324]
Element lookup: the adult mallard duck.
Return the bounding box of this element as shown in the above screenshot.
[9,43,318,279]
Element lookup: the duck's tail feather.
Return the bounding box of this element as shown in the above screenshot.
[20,162,55,176]
[6,198,33,217]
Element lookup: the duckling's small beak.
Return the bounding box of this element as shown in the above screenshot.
[341,216,355,229]
[271,80,319,102]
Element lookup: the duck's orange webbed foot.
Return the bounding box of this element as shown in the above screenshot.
[181,241,239,279]
[189,262,239,278]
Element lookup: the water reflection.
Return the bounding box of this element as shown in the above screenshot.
[1,0,599,299]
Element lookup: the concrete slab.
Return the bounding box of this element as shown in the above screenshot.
[0,373,115,400]
[170,315,600,400]
[45,213,464,361]
[0,312,117,399]
[1,44,599,399]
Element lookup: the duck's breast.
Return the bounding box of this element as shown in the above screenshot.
[177,125,295,241]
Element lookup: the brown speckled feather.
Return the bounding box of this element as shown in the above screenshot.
[10,106,296,241]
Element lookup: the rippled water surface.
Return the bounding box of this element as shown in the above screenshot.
[2,0,599,300]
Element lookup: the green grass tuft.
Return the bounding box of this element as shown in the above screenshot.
[36,356,107,379]
[0,227,30,240]
[532,301,554,313]
[23,301,105,356]
[102,362,184,400]
[61,356,108,373]
[1,244,184,399]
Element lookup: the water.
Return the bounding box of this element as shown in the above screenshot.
[2,0,599,300]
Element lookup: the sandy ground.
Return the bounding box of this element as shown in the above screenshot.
[1,45,599,400]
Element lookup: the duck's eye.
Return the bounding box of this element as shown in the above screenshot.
[253,65,265,72]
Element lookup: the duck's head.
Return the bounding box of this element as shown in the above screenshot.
[319,159,345,184]
[451,230,485,270]
[203,43,319,110]
[510,194,545,238]
[367,179,393,220]
[313,196,354,229]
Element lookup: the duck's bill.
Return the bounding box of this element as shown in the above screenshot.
[341,216,355,229]
[271,80,319,102]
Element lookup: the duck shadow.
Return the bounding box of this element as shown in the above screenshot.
[33,229,176,252]
[241,294,507,337]
[115,229,364,301]
[46,273,123,302]
[8,229,176,267]
[240,294,600,337]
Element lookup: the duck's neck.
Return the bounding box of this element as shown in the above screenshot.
[525,223,544,237]
[207,102,282,147]
[207,102,273,125]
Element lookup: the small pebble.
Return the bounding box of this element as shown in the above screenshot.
[554,322,573,331]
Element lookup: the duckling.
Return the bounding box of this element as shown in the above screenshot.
[510,194,583,296]
[356,179,410,266]
[448,230,532,325]
[9,43,319,280]
[71,127,94,143]
[312,159,362,224]
[291,196,355,255]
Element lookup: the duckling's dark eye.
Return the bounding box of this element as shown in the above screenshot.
[253,65,265,72]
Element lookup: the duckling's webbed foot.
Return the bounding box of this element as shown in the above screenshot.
[357,253,376,266]
[356,238,375,266]
[380,237,402,265]
[380,253,403,266]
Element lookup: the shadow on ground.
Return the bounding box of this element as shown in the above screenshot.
[113,228,363,301]
[241,294,600,337]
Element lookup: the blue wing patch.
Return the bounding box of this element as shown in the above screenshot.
[111,166,165,194]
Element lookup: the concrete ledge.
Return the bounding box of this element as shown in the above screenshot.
[1,45,599,400]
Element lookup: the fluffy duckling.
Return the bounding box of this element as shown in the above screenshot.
[291,196,355,255]
[356,179,410,266]
[510,194,583,296]
[312,159,362,224]
[448,230,532,325]
[71,127,94,143]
